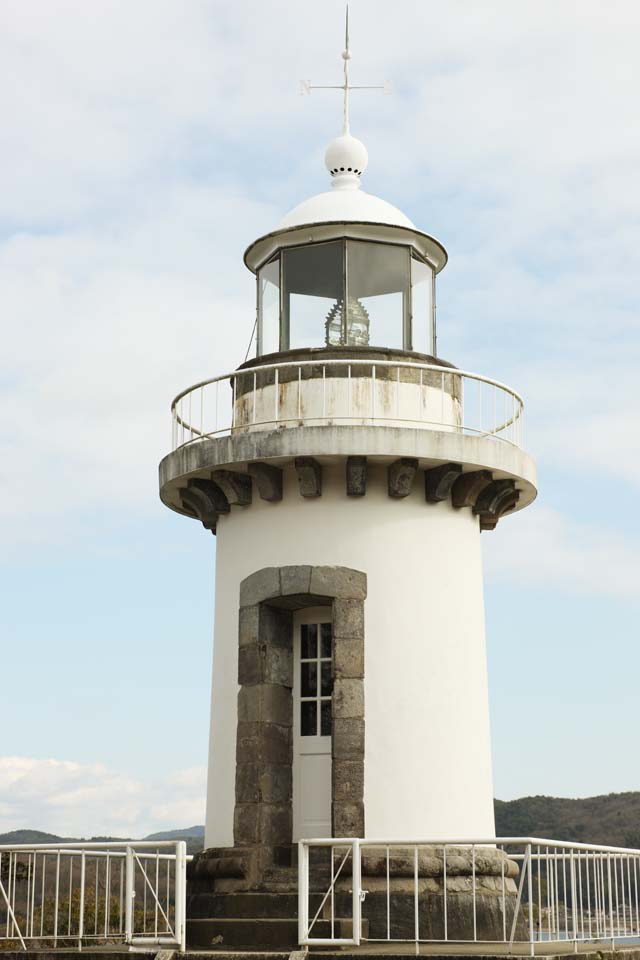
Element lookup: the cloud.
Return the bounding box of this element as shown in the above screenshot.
[484,504,640,597]
[0,757,205,838]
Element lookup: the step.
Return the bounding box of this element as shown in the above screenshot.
[187,917,359,950]
[188,892,324,920]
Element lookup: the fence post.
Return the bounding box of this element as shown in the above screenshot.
[352,839,362,946]
[78,851,85,950]
[297,842,309,946]
[527,844,534,957]
[124,846,134,945]
[175,840,187,953]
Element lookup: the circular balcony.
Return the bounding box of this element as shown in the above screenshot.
[170,358,524,452]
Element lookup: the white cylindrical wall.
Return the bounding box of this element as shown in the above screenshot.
[205,461,495,848]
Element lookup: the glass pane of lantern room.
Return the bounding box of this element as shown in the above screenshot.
[258,256,280,355]
[282,242,344,349]
[411,255,435,355]
[346,241,409,349]
[282,241,343,350]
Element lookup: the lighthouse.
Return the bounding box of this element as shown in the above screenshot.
[159,20,536,940]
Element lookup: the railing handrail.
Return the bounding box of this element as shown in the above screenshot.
[170,358,524,411]
[299,836,640,855]
[0,840,191,852]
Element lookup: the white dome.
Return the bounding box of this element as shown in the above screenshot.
[278,188,415,230]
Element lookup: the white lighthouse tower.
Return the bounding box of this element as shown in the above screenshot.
[159,21,536,943]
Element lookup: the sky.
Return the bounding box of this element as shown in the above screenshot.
[1,0,640,838]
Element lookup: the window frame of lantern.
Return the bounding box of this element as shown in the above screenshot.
[257,238,438,356]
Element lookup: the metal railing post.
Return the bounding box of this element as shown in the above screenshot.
[352,839,361,946]
[298,841,309,945]
[527,843,535,957]
[175,840,187,952]
[124,846,134,945]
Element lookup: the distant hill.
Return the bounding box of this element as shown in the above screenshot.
[144,826,204,841]
[494,793,640,847]
[6,795,640,852]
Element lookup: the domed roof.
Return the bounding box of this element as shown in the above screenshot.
[278,187,416,231]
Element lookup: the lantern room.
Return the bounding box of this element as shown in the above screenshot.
[243,132,448,359]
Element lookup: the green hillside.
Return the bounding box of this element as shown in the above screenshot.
[494,792,640,847]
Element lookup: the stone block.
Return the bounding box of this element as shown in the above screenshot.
[294,457,322,497]
[334,639,364,679]
[333,760,364,802]
[248,461,283,502]
[238,644,260,686]
[451,469,493,509]
[261,723,292,764]
[234,803,260,845]
[211,469,252,506]
[309,566,367,600]
[262,684,293,726]
[388,458,418,498]
[333,800,364,838]
[238,604,259,647]
[333,599,364,639]
[259,764,292,803]
[333,718,365,760]
[262,643,293,687]
[235,763,260,803]
[259,605,291,651]
[333,678,364,719]
[240,567,281,606]
[259,804,292,845]
[346,456,367,496]
[425,462,462,503]
[279,565,312,596]
[236,722,261,763]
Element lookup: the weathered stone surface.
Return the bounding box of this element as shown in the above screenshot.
[451,469,493,509]
[333,678,364,719]
[333,598,364,638]
[190,477,230,513]
[260,723,292,764]
[240,567,281,606]
[333,760,364,802]
[279,565,312,597]
[334,638,364,679]
[236,722,261,763]
[238,604,259,647]
[332,800,364,837]
[247,461,283,502]
[346,456,367,496]
[262,643,293,687]
[237,684,292,726]
[259,604,291,650]
[309,566,367,600]
[473,478,516,516]
[333,718,365,760]
[294,456,322,497]
[235,763,260,803]
[238,644,261,686]
[179,480,223,533]
[258,804,292,845]
[258,765,292,804]
[425,462,462,503]
[388,457,418,498]
[233,804,260,845]
[211,469,252,506]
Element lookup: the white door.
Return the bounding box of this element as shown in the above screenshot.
[292,607,333,840]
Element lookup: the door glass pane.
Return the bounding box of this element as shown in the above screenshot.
[320,622,332,658]
[283,242,343,349]
[258,256,280,355]
[411,255,434,355]
[301,662,317,697]
[321,662,332,696]
[320,701,332,736]
[301,701,317,736]
[301,623,317,659]
[346,241,409,349]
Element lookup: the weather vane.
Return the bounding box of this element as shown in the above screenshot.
[301,4,391,135]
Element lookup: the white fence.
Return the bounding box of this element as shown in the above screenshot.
[171,359,524,451]
[299,837,640,955]
[0,840,188,952]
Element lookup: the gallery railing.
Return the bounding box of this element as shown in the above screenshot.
[170,359,524,451]
[298,836,640,955]
[0,840,189,952]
